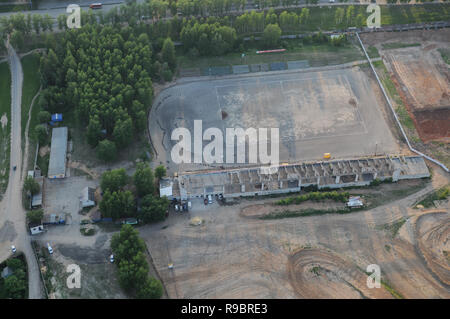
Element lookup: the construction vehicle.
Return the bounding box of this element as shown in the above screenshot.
[323,153,331,159]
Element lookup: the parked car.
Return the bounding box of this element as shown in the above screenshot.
[208,194,213,204]
[47,243,53,254]
[110,254,114,263]
[11,245,16,254]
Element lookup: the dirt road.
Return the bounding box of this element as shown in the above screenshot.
[142,164,449,298]
[0,41,43,298]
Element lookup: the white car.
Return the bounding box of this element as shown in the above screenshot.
[47,243,53,254]
[11,245,16,254]
[110,254,114,263]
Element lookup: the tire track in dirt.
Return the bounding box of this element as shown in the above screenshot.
[286,248,394,299]
[414,212,450,288]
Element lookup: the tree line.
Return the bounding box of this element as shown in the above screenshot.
[111,224,163,298]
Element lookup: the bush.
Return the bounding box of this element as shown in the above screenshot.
[26,210,44,224]
[275,191,350,205]
[38,111,51,124]
[97,139,117,162]
[100,168,128,192]
[23,176,40,195]
[34,125,48,145]
[137,277,163,299]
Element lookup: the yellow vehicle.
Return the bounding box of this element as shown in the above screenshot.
[323,153,331,159]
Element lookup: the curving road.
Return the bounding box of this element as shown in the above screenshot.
[0,40,42,299]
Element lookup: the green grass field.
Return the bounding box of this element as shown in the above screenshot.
[0,62,11,195]
[179,38,365,69]
[21,53,41,145]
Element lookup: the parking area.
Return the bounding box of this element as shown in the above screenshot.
[42,176,98,238]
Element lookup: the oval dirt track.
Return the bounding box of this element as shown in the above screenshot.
[287,248,394,299]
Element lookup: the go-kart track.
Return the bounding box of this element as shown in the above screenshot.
[149,66,400,173]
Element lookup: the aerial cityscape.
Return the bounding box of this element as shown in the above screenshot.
[0,0,448,304]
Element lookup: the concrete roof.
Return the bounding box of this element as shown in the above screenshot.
[48,127,68,178]
[31,176,44,207]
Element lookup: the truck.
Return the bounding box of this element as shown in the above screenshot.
[42,214,65,225]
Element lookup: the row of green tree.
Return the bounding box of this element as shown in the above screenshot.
[111,224,163,298]
[99,164,169,222]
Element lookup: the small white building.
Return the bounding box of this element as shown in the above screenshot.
[80,187,96,208]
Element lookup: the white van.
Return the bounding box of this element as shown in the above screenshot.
[208,195,213,204]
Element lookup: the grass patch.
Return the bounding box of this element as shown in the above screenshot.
[381,279,403,299]
[381,43,421,50]
[21,53,41,147]
[367,46,380,59]
[374,61,417,131]
[438,48,450,65]
[416,185,450,208]
[0,62,11,196]
[379,218,407,238]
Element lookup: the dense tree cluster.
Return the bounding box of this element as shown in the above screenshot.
[111,225,163,298]
[0,257,27,299]
[38,25,162,153]
[180,22,237,55]
[99,165,169,223]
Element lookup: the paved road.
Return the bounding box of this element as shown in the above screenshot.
[0,40,43,299]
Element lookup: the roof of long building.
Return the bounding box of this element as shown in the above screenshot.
[48,127,68,177]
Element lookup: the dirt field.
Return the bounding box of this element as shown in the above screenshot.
[140,166,450,299]
[150,66,400,174]
[361,29,450,143]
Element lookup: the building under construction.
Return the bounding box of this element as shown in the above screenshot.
[160,155,430,200]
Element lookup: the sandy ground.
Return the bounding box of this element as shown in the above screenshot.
[149,65,400,175]
[140,164,449,299]
[361,29,450,143]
